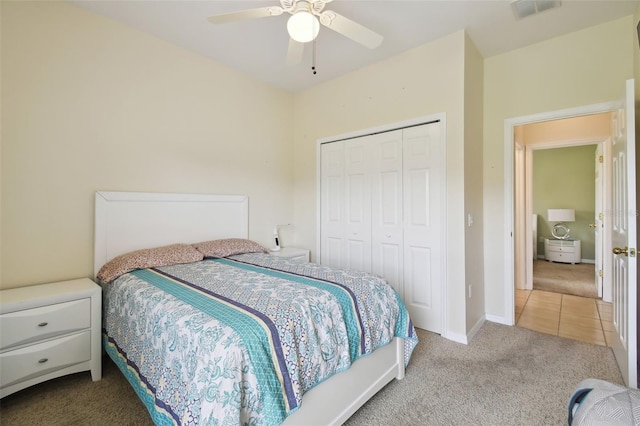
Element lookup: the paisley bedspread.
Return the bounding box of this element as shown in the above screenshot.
[102,253,418,426]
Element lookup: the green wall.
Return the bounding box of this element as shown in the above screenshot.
[533,145,597,260]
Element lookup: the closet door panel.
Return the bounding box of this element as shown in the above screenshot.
[378,243,403,296]
[371,131,404,294]
[403,123,443,332]
[324,237,344,268]
[321,142,345,268]
[344,139,372,272]
[406,170,430,227]
[406,246,432,306]
[346,240,368,272]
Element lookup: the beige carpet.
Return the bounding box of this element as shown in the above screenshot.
[0,322,623,426]
[533,260,597,298]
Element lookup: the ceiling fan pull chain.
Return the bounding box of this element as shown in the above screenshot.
[312,38,317,75]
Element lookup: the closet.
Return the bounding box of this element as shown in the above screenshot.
[319,121,444,333]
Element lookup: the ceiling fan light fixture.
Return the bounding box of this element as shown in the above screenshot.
[287,11,320,43]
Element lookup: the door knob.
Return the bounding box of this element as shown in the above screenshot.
[589,223,597,228]
[612,247,629,256]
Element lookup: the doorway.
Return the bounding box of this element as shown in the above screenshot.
[512,115,612,345]
[503,100,618,329]
[514,114,612,300]
[525,141,604,296]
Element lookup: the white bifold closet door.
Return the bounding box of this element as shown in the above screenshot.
[320,122,443,333]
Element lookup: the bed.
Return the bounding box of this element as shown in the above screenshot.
[94,191,418,425]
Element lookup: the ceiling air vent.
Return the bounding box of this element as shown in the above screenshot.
[511,0,561,19]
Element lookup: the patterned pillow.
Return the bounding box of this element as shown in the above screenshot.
[97,243,204,283]
[193,238,268,258]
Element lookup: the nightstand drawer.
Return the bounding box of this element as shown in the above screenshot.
[0,299,90,350]
[0,331,91,388]
[549,252,572,260]
[548,246,576,253]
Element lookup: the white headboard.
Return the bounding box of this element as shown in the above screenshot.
[94,191,248,279]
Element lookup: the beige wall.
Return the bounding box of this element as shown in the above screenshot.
[292,31,470,338]
[1,2,294,288]
[483,16,635,321]
[463,33,485,332]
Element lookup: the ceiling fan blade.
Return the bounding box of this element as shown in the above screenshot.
[207,6,283,24]
[320,11,383,49]
[287,38,305,66]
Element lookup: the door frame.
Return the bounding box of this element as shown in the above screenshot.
[504,101,616,325]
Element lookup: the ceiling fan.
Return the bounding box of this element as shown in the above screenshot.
[207,0,384,66]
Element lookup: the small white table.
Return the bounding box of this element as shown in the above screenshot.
[270,247,310,263]
[544,238,581,264]
[0,278,102,398]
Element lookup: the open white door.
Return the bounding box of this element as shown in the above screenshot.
[610,79,637,389]
[594,144,603,298]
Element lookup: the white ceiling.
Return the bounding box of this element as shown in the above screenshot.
[71,0,638,92]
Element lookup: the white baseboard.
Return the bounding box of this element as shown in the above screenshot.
[485,313,510,325]
[467,316,485,342]
[442,330,468,345]
[442,316,487,345]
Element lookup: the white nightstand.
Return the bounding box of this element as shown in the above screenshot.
[544,238,581,264]
[0,278,102,398]
[270,247,310,262]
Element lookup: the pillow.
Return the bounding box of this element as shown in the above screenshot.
[193,238,268,258]
[97,243,204,284]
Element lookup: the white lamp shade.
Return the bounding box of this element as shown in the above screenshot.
[547,208,575,222]
[287,11,320,43]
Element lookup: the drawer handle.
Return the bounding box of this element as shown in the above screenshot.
[38,322,49,327]
[38,358,48,364]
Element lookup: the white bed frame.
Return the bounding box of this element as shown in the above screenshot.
[94,191,405,426]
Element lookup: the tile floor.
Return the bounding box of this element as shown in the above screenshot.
[516,289,613,347]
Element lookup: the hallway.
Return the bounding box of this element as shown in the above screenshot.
[516,289,612,347]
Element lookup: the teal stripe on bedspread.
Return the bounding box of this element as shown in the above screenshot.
[213,258,364,361]
[130,269,289,425]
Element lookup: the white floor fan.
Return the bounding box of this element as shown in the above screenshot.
[207,0,383,66]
